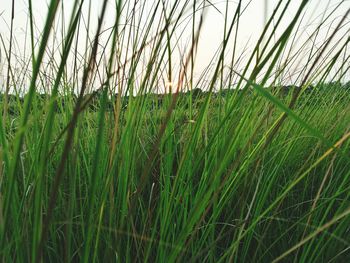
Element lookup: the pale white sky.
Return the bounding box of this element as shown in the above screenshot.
[0,0,349,93]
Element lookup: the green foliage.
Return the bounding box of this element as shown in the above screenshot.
[0,0,350,262]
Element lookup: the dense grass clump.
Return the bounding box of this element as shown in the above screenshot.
[0,0,350,262]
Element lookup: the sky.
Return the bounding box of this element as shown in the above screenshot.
[0,0,349,93]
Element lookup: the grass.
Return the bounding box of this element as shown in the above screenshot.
[0,0,350,262]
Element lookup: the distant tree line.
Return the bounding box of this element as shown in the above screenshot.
[1,81,349,116]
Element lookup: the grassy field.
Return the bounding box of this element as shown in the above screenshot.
[1,0,350,262]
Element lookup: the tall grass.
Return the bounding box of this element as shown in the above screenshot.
[0,0,350,262]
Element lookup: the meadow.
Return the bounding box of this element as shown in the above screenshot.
[0,0,350,262]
